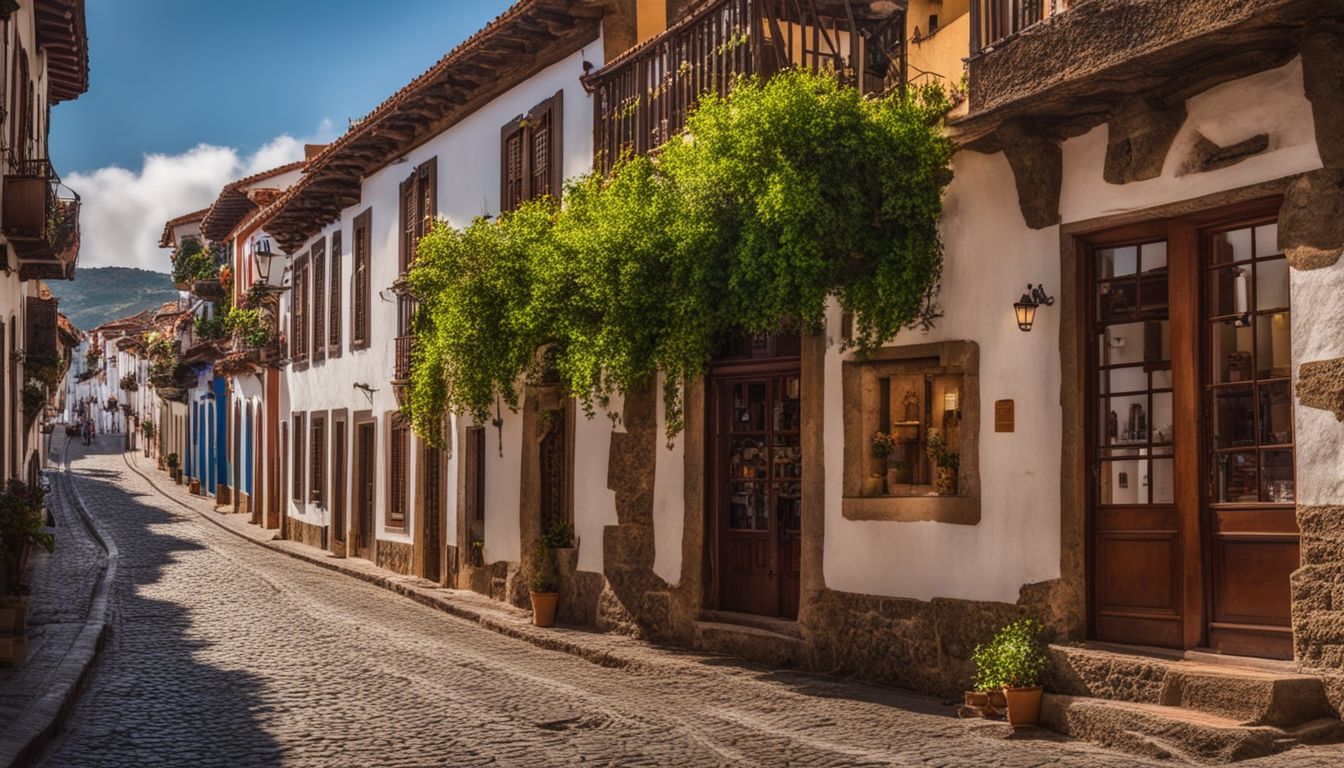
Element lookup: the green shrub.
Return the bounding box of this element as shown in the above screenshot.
[971,618,1049,691]
[526,540,557,594]
[541,520,573,549]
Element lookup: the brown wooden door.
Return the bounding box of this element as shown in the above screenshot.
[422,444,442,581]
[713,369,802,618]
[1088,234,1185,648]
[355,421,376,561]
[1085,201,1297,660]
[1201,219,1297,659]
[332,420,347,551]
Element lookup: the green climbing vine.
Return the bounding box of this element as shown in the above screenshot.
[407,70,954,444]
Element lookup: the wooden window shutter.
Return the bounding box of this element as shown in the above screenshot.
[528,92,562,200]
[417,158,437,242]
[399,177,415,274]
[501,122,525,213]
[312,239,326,363]
[389,416,409,528]
[292,413,305,501]
[329,230,342,356]
[352,210,371,348]
[310,415,325,505]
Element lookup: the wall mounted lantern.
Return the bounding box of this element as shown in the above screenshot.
[1013,283,1055,332]
[252,238,277,283]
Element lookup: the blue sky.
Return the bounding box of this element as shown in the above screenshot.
[55,0,514,271]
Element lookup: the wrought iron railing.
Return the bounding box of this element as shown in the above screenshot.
[584,0,906,175]
[970,0,1062,55]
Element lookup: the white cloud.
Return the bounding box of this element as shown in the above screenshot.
[65,121,336,272]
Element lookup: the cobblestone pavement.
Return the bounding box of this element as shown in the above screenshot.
[33,442,1344,767]
[0,438,106,730]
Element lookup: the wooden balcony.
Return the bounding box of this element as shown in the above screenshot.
[584,0,907,175]
[393,335,415,383]
[969,0,1060,57]
[954,0,1338,151]
[3,158,81,281]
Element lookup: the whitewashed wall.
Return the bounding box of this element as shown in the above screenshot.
[283,39,610,562]
[823,57,1325,604]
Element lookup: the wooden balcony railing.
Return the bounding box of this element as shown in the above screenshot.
[394,335,415,383]
[970,0,1062,55]
[3,158,81,280]
[584,0,907,175]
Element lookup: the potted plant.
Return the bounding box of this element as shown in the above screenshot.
[868,431,894,494]
[526,540,559,627]
[166,452,180,482]
[926,428,960,496]
[971,618,1049,728]
[0,481,52,664]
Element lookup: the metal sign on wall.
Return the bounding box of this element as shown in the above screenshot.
[995,399,1014,433]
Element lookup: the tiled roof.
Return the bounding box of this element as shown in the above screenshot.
[159,207,210,248]
[36,0,89,104]
[259,0,604,253]
[199,159,308,243]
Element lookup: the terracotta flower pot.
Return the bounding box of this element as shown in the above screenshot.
[0,598,26,635]
[1003,686,1043,727]
[862,474,884,496]
[530,591,559,627]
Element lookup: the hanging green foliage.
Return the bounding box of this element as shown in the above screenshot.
[407,70,953,443]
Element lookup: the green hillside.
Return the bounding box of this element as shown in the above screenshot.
[47,266,180,332]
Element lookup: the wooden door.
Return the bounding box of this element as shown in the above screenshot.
[713,368,801,618]
[332,419,347,553]
[1201,219,1297,659]
[422,443,442,581]
[355,421,376,561]
[1088,233,1184,648]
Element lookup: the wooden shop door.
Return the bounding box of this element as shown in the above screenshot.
[1084,201,1296,659]
[711,358,802,619]
[355,421,376,561]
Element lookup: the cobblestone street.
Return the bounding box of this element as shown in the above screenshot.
[26,441,1339,767]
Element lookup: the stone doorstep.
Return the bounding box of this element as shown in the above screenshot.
[1050,643,1340,727]
[698,609,803,640]
[692,619,804,669]
[1041,695,1344,764]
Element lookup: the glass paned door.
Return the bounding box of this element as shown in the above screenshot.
[1203,221,1297,659]
[716,369,802,618]
[1089,237,1184,648]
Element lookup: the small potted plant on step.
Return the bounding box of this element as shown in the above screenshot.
[926,428,960,496]
[166,452,180,483]
[972,618,1049,728]
[527,540,559,628]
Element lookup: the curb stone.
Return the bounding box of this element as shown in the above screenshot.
[119,450,656,674]
[1,438,117,768]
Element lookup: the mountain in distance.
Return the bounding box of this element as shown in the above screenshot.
[46,266,181,332]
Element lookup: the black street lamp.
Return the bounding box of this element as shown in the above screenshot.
[1013,284,1055,332]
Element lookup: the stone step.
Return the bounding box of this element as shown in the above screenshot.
[1050,643,1338,726]
[693,619,803,668]
[1041,694,1344,764]
[698,610,803,639]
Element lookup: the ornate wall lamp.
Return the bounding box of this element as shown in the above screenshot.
[1013,284,1055,332]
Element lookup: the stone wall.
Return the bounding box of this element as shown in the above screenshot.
[377,539,413,576]
[287,517,325,550]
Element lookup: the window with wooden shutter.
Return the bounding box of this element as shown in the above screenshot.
[499,91,563,212]
[329,230,342,357]
[310,412,326,505]
[352,210,371,349]
[312,238,326,363]
[388,416,409,529]
[399,158,437,273]
[291,256,308,363]
[292,412,305,502]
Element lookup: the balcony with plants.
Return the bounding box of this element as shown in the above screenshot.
[214,282,284,376]
[2,158,81,281]
[583,0,907,174]
[170,237,227,293]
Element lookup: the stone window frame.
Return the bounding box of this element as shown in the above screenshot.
[840,340,981,525]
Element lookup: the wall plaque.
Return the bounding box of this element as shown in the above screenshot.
[994,399,1014,433]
